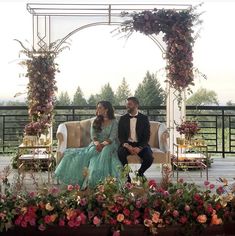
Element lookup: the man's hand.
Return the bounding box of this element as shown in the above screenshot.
[132,147,142,155]
[123,143,136,155]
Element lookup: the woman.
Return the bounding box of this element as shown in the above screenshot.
[55,101,121,188]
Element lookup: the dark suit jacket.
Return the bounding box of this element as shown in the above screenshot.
[118,112,150,148]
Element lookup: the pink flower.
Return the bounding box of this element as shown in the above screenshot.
[29,218,36,226]
[79,212,87,224]
[80,198,87,206]
[179,216,188,224]
[124,182,133,190]
[74,217,81,227]
[209,184,215,189]
[68,220,75,228]
[67,185,74,191]
[133,210,140,219]
[148,179,157,188]
[38,224,46,231]
[204,180,210,186]
[44,215,51,224]
[123,208,130,216]
[207,204,213,214]
[29,192,36,198]
[75,184,80,191]
[194,193,201,201]
[59,219,65,227]
[216,186,224,195]
[184,204,190,211]
[173,210,179,217]
[93,216,101,226]
[50,187,59,195]
[21,221,27,228]
[123,219,132,225]
[163,191,169,197]
[113,230,120,236]
[109,218,117,225]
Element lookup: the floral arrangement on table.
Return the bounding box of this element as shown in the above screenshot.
[176,120,200,141]
[16,39,68,137]
[118,5,203,105]
[0,166,235,235]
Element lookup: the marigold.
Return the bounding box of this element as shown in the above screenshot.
[197,214,207,224]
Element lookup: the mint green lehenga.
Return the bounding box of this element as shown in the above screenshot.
[55,119,122,188]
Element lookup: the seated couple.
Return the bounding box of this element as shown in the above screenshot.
[55,97,153,188]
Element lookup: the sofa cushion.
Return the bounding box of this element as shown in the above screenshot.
[65,122,81,148]
[79,119,93,147]
[127,148,170,164]
[149,122,160,148]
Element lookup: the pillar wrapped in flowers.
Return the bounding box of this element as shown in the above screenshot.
[16,40,67,144]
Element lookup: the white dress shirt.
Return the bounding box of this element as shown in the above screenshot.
[128,112,138,143]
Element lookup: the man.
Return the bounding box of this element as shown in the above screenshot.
[118,97,153,182]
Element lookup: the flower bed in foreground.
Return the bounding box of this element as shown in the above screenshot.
[0,171,235,236]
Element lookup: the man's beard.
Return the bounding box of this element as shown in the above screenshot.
[127,107,134,113]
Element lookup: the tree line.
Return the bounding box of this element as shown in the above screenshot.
[56,71,165,106]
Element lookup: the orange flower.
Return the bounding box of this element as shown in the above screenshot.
[117,214,125,222]
[21,207,27,214]
[197,214,207,224]
[152,211,160,223]
[66,208,77,220]
[211,214,222,225]
[50,214,57,223]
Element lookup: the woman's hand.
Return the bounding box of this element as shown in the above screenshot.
[96,143,104,152]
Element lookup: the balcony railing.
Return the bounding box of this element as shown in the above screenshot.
[0,105,235,157]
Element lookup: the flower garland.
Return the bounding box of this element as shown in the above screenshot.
[120,5,202,96]
[16,40,67,136]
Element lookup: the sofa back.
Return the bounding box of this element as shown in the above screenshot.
[63,118,162,149]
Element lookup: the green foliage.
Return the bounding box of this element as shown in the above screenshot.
[135,71,165,106]
[186,88,219,106]
[116,78,132,105]
[99,83,116,105]
[72,86,87,106]
[56,91,71,106]
[87,94,100,106]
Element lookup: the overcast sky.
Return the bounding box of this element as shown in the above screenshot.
[0,0,235,104]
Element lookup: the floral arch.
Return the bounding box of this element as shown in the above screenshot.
[23,3,201,152]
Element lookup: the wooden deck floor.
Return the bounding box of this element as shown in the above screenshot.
[0,155,235,191]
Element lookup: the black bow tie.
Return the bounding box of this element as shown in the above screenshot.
[129,115,138,119]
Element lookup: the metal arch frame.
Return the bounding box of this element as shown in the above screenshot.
[26,3,191,51]
[26,3,192,154]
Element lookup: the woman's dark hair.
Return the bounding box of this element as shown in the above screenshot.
[93,101,115,132]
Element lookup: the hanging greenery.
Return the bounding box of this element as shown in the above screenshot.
[16,40,68,136]
[119,5,202,100]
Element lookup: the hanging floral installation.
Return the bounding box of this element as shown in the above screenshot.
[119,5,203,102]
[16,40,68,136]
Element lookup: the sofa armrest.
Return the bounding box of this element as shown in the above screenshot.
[158,123,169,152]
[56,123,67,164]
